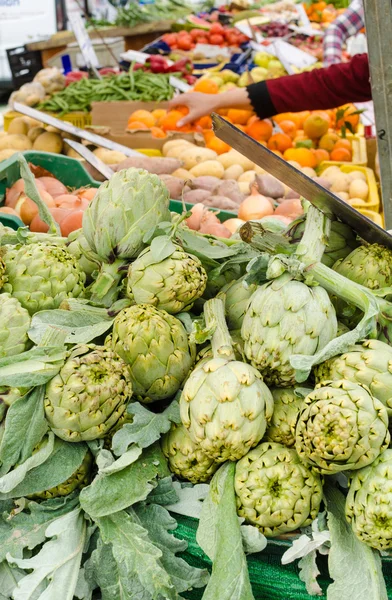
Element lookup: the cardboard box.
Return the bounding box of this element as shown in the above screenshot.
[90,100,205,151]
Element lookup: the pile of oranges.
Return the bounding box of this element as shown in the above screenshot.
[126,104,360,166]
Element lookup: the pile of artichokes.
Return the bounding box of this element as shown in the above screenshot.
[1,156,392,600]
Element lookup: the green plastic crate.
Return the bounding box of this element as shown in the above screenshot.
[0,151,234,231]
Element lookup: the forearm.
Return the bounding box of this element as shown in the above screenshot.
[208,87,252,111]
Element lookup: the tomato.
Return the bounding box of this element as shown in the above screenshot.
[177,38,192,51]
[190,28,206,40]
[209,34,224,45]
[162,33,177,46]
[209,22,225,35]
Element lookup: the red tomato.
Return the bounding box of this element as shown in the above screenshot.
[162,33,177,46]
[190,28,206,40]
[197,37,209,44]
[178,38,192,51]
[209,34,224,45]
[209,22,225,35]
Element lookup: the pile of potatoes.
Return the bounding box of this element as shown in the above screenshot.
[0,117,65,161]
[317,166,371,208]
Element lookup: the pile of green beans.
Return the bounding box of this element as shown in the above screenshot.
[38,70,176,114]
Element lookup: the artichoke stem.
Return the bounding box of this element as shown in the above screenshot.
[89,259,126,307]
[239,221,294,254]
[204,298,236,361]
[294,205,330,264]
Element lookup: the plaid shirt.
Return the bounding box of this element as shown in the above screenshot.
[323,0,365,67]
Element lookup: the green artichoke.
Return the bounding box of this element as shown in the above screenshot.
[161,423,219,484]
[295,380,390,474]
[333,243,392,290]
[110,304,195,402]
[66,229,100,282]
[0,386,28,423]
[314,339,392,417]
[242,275,337,387]
[1,243,86,315]
[345,449,392,550]
[29,450,93,500]
[180,298,274,462]
[44,344,132,442]
[264,387,309,447]
[126,245,207,314]
[0,293,31,358]
[83,168,171,305]
[235,441,323,537]
[221,276,257,330]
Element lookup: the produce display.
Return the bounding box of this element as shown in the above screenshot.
[0,152,391,600]
[161,24,249,50]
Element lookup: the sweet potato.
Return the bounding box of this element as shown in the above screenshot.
[189,176,221,191]
[212,180,244,206]
[203,195,239,211]
[159,175,187,200]
[284,189,301,199]
[255,174,285,199]
[113,156,183,175]
[183,189,211,204]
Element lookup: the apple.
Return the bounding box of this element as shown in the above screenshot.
[253,52,271,69]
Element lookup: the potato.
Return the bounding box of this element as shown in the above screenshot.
[322,166,342,181]
[171,168,194,179]
[0,149,18,161]
[349,179,369,200]
[301,167,317,179]
[33,132,62,154]
[23,117,42,129]
[65,147,83,160]
[93,148,127,164]
[7,117,30,136]
[218,150,254,171]
[28,126,46,143]
[182,147,218,170]
[287,160,301,169]
[223,165,244,180]
[330,174,351,194]
[46,126,62,134]
[166,144,196,159]
[238,181,251,194]
[347,170,367,182]
[189,160,224,179]
[253,165,266,175]
[336,192,349,201]
[238,170,256,184]
[114,156,183,175]
[0,132,8,139]
[347,197,368,207]
[162,139,193,156]
[0,134,32,151]
[256,174,285,199]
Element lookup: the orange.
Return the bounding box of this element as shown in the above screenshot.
[334,138,352,151]
[128,109,156,128]
[336,104,360,130]
[274,112,301,128]
[150,126,166,138]
[195,115,212,130]
[151,108,167,124]
[283,147,317,168]
[272,150,283,158]
[206,135,231,155]
[217,108,229,116]
[246,119,273,142]
[311,110,332,125]
[193,79,219,94]
[278,120,297,139]
[247,114,259,126]
[176,105,190,116]
[296,111,311,128]
[318,132,340,152]
[203,130,215,143]
[160,110,186,132]
[227,108,253,125]
[267,133,293,152]
[127,121,149,130]
[330,147,352,162]
[313,148,330,165]
[303,114,330,139]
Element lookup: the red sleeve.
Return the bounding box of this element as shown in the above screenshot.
[247,54,371,119]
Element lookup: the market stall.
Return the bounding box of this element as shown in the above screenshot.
[0,1,391,599]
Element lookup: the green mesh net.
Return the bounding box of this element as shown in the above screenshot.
[173,514,392,599]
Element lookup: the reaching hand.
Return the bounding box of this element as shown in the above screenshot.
[168,92,219,127]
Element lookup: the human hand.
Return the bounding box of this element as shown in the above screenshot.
[168,92,219,127]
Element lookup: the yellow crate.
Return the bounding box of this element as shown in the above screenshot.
[359,209,384,228]
[4,110,92,131]
[136,149,162,157]
[318,163,380,212]
[318,136,367,166]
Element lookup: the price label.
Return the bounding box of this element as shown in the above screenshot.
[120,50,174,66]
[169,76,191,93]
[271,39,317,74]
[295,3,311,28]
[193,44,231,59]
[69,12,99,69]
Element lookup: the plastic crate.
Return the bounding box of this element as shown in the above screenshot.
[0,151,234,229]
[47,37,125,71]
[6,46,43,89]
[318,163,380,213]
[3,110,92,132]
[320,135,367,166]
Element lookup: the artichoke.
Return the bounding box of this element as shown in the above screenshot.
[235,441,323,537]
[264,387,309,447]
[345,449,392,550]
[66,229,100,282]
[1,243,86,315]
[333,243,392,290]
[110,304,195,402]
[0,386,28,423]
[44,344,132,442]
[242,274,337,387]
[295,380,390,474]
[180,298,274,463]
[29,450,93,500]
[221,276,257,330]
[126,245,207,314]
[0,293,31,358]
[314,339,392,417]
[161,423,219,484]
[83,168,171,305]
